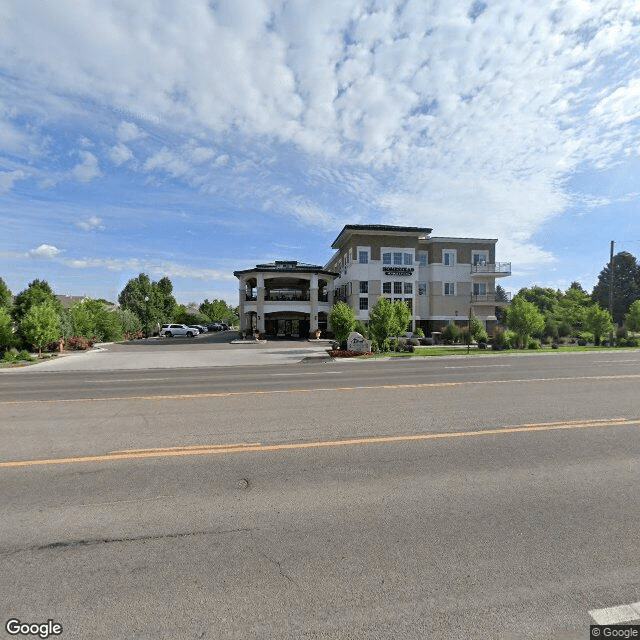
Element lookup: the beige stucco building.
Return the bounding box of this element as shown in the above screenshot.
[235,225,510,337]
[325,224,511,334]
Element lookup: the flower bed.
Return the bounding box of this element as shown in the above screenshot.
[330,349,374,358]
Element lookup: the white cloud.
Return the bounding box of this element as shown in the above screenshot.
[2,0,640,264]
[74,215,105,231]
[108,143,133,165]
[0,169,26,193]
[71,151,102,183]
[27,244,62,259]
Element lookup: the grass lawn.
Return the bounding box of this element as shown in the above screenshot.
[362,344,639,358]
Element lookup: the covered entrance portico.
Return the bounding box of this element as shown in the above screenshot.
[265,312,310,338]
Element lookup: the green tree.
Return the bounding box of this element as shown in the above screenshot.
[12,279,61,323]
[469,314,489,343]
[554,284,590,331]
[626,299,640,333]
[329,302,356,344]
[0,277,12,309]
[393,300,412,337]
[118,273,173,332]
[19,302,60,355]
[199,299,238,325]
[592,251,640,324]
[115,308,142,334]
[504,297,545,349]
[70,299,122,342]
[369,297,396,345]
[583,305,614,345]
[0,307,15,349]
[514,287,560,315]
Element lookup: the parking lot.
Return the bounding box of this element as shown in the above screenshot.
[0,332,333,372]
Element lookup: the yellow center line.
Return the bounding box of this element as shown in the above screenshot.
[1,418,638,469]
[2,374,640,406]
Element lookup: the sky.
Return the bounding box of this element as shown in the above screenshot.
[1,0,640,306]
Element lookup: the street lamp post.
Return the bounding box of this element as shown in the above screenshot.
[144,295,149,339]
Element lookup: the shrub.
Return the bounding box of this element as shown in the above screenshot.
[353,320,370,339]
[557,321,572,337]
[413,327,425,338]
[17,349,35,362]
[3,351,16,363]
[577,331,594,344]
[442,323,461,344]
[65,336,95,350]
[527,338,541,349]
[503,330,519,349]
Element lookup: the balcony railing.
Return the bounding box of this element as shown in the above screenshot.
[471,262,511,276]
[245,294,257,301]
[265,292,310,302]
[471,292,512,305]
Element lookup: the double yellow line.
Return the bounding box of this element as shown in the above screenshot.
[1,417,637,469]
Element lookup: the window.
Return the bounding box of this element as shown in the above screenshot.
[418,282,427,295]
[404,253,413,265]
[473,282,486,296]
[444,282,455,295]
[394,282,402,294]
[359,251,368,264]
[359,297,368,310]
[444,251,455,266]
[405,299,412,313]
[359,281,368,294]
[383,252,392,265]
[382,282,391,294]
[418,252,427,267]
[404,282,413,295]
[472,252,488,266]
[393,252,402,265]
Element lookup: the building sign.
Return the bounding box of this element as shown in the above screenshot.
[382,267,415,276]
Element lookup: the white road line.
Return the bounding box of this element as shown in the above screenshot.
[444,364,511,369]
[271,371,341,376]
[589,601,640,625]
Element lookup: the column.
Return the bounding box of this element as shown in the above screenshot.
[238,278,246,331]
[256,273,265,333]
[309,273,319,337]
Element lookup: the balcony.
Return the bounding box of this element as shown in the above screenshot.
[265,291,310,302]
[471,262,511,277]
[471,292,512,306]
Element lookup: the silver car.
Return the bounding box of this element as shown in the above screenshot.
[160,324,199,338]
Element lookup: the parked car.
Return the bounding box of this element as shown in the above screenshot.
[186,324,204,334]
[208,322,228,331]
[160,324,199,338]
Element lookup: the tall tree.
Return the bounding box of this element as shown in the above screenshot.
[592,251,640,324]
[583,305,613,345]
[11,279,61,323]
[0,277,12,309]
[118,273,175,331]
[328,302,356,344]
[504,297,545,348]
[19,302,60,355]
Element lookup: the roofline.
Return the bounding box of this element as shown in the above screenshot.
[331,224,433,248]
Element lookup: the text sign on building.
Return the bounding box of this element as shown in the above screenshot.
[382,267,415,276]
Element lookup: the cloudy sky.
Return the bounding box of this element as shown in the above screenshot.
[2,0,640,305]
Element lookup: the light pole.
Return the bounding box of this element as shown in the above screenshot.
[144,295,149,339]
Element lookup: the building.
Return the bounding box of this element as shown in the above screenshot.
[235,225,510,338]
[234,261,339,338]
[325,224,510,334]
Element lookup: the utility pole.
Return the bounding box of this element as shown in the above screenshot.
[609,240,614,345]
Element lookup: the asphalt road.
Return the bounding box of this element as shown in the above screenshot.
[1,349,639,639]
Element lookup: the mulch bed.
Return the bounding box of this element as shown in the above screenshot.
[330,350,374,358]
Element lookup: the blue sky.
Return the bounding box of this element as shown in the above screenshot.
[2,0,640,305]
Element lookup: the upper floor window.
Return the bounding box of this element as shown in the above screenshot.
[359,251,369,264]
[360,281,368,294]
[418,282,427,295]
[444,282,455,296]
[403,253,413,265]
[472,252,488,266]
[382,282,392,294]
[473,282,487,295]
[382,252,392,265]
[394,282,403,294]
[404,282,413,295]
[393,252,403,265]
[418,253,428,267]
[443,251,455,266]
[359,297,369,310]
